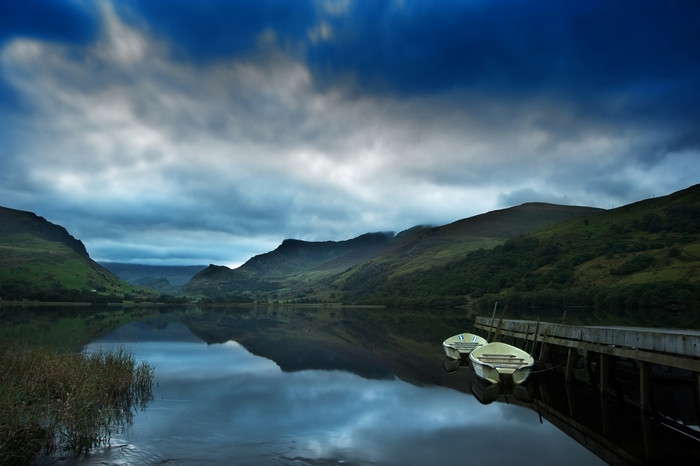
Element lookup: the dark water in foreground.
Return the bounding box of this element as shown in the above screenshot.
[77,334,599,465]
[12,305,697,465]
[60,315,604,465]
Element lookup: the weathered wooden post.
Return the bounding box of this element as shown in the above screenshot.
[530,317,540,360]
[538,324,549,365]
[639,361,651,412]
[486,302,497,342]
[565,347,573,383]
[599,353,611,393]
[565,379,576,417]
[694,371,700,417]
[600,391,610,437]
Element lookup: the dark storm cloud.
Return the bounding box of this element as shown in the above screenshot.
[115,0,316,60]
[108,1,700,99]
[309,0,700,161]
[113,0,700,154]
[1,0,698,265]
[0,0,99,108]
[307,1,700,93]
[0,0,98,45]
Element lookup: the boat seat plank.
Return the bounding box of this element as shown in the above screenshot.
[452,342,481,349]
[477,356,526,362]
[479,354,525,361]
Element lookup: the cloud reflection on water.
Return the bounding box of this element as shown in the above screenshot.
[83,323,603,465]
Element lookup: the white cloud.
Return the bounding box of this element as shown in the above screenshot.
[319,0,353,16]
[1,2,696,265]
[308,21,334,43]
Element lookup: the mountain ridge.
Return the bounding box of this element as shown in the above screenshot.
[2,183,699,316]
[0,206,90,259]
[185,202,603,299]
[241,232,396,275]
[99,262,207,293]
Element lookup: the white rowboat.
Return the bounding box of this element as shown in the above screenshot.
[469,341,535,385]
[442,333,487,360]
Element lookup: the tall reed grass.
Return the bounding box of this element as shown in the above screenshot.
[0,344,154,465]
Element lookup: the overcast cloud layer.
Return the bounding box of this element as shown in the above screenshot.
[1,0,699,266]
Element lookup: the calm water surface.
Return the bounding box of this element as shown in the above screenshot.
[63,318,605,465]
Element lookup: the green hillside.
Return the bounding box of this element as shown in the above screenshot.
[3,183,699,321]
[0,207,152,302]
[184,203,601,302]
[338,203,602,281]
[326,185,700,327]
[184,232,397,299]
[300,203,601,303]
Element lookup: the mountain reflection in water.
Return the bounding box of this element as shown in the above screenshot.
[67,315,604,466]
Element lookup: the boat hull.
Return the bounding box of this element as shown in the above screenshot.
[469,342,535,385]
[442,333,487,360]
[470,376,534,405]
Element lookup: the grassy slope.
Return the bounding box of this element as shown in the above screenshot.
[0,233,150,301]
[372,203,602,277]
[299,185,700,317]
[4,184,698,310]
[185,233,397,298]
[306,203,602,302]
[532,185,700,288]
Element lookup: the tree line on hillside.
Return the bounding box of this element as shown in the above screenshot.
[474,282,700,328]
[0,279,189,305]
[335,222,700,327]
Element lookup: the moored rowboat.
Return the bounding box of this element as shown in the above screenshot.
[442,333,487,360]
[469,341,535,385]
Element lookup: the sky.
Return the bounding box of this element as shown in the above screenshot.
[1,0,699,267]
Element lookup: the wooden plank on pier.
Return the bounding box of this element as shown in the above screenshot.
[475,317,700,372]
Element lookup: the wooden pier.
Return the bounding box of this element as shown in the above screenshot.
[474,316,700,411]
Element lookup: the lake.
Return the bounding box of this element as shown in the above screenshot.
[7,305,698,464]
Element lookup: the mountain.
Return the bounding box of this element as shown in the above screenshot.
[331,184,700,325]
[184,203,601,301]
[0,206,89,258]
[0,206,151,302]
[99,262,207,293]
[184,232,397,298]
[182,184,700,325]
[348,203,604,279]
[242,232,396,275]
[4,183,699,318]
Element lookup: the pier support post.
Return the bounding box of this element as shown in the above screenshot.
[599,392,610,436]
[565,347,573,384]
[538,326,549,365]
[694,372,700,414]
[599,353,611,393]
[639,361,651,412]
[565,380,576,417]
[539,342,548,367]
[530,319,540,358]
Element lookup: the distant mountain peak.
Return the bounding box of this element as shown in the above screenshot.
[240,231,396,275]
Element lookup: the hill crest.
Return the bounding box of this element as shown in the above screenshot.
[185,202,602,299]
[0,206,89,258]
[0,206,151,302]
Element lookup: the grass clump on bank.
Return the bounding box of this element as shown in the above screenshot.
[0,345,154,465]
